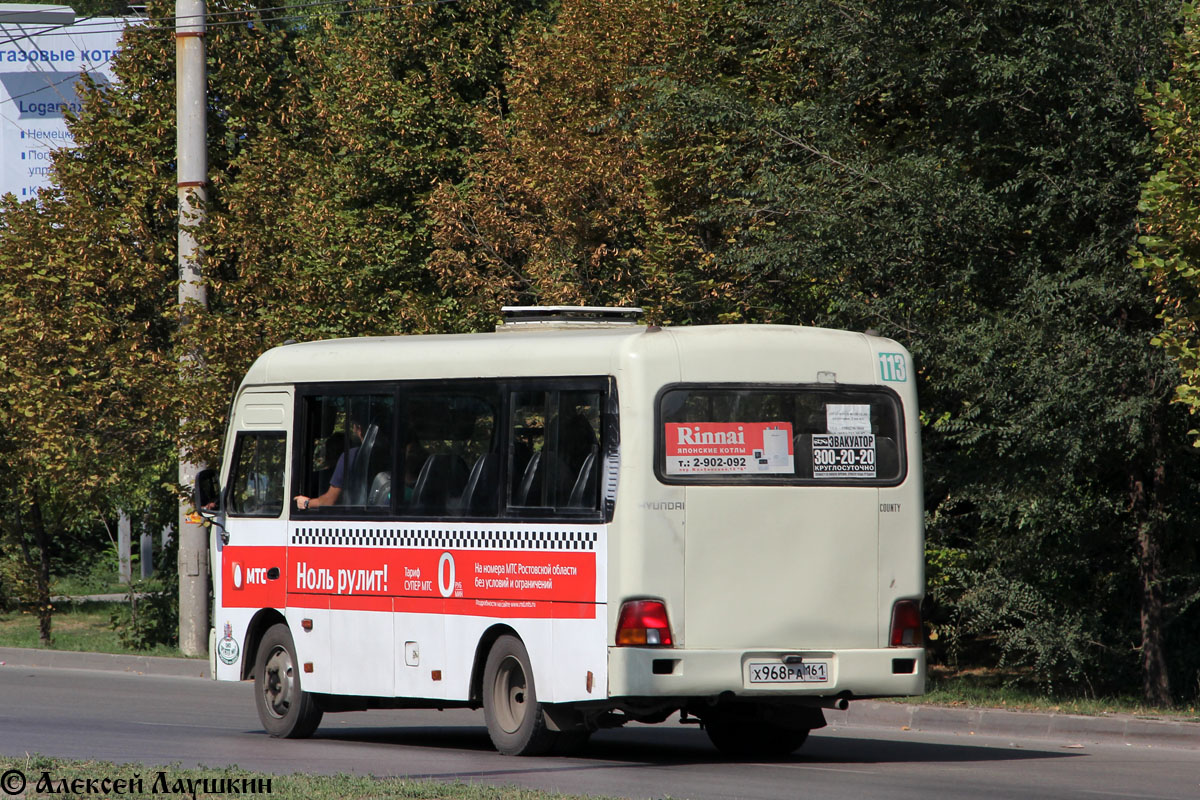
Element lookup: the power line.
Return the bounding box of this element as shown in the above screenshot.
[0,7,75,22]
[8,28,83,108]
[0,13,106,49]
[0,0,460,113]
[0,0,462,117]
[0,0,460,40]
[3,52,113,105]
[64,0,376,27]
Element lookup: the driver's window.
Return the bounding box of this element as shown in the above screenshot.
[228,433,287,517]
[297,393,395,511]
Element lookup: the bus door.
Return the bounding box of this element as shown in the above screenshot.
[215,391,292,680]
[290,390,397,698]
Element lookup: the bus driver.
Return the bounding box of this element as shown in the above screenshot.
[293,415,364,510]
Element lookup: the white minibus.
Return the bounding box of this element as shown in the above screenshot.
[196,307,925,757]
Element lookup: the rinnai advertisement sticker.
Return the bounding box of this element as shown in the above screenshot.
[665,422,795,475]
[0,18,127,200]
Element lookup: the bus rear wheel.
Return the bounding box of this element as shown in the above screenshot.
[482,635,560,756]
[704,712,810,759]
[254,623,323,739]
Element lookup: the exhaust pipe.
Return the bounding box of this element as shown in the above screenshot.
[817,695,850,711]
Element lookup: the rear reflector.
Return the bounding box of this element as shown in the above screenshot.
[890,600,922,647]
[616,599,674,646]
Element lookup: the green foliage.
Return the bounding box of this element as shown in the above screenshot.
[1135,2,1200,426]
[0,0,546,644]
[108,521,179,651]
[435,0,1200,702]
[53,549,122,596]
[430,0,722,327]
[0,0,200,646]
[0,550,32,613]
[184,0,550,461]
[109,529,179,651]
[110,585,178,651]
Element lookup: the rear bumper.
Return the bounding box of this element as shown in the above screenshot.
[608,646,925,699]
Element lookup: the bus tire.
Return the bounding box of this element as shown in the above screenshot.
[704,714,809,759]
[254,623,323,739]
[482,635,558,756]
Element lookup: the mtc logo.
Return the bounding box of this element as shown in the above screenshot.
[231,562,271,590]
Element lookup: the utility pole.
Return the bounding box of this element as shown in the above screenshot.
[176,0,208,657]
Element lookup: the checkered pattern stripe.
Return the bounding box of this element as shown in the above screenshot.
[291,527,598,551]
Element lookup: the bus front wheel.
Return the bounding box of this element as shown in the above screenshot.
[254,623,323,739]
[482,635,559,756]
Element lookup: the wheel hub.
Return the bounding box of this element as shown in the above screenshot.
[262,646,293,719]
[492,655,528,734]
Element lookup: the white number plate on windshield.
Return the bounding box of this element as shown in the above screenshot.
[748,661,829,683]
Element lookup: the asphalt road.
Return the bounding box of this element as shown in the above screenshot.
[0,665,1197,800]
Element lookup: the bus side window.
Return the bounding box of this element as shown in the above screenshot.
[228,432,287,517]
[558,391,601,510]
[461,452,500,514]
[509,389,602,513]
[510,391,547,507]
[298,393,395,512]
[401,390,499,517]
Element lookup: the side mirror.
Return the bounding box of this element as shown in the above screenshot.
[194,468,221,520]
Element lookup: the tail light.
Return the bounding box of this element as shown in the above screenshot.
[616,599,674,646]
[890,600,922,647]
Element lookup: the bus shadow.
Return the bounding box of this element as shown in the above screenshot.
[307,723,1083,769]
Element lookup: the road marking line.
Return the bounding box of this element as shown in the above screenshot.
[1079,790,1182,800]
[768,764,875,775]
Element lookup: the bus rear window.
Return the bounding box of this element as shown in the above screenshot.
[657,385,905,484]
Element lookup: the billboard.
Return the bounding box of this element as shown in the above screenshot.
[0,15,127,200]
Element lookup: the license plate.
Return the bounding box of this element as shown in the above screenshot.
[748,661,829,683]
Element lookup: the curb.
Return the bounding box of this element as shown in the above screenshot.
[0,646,211,679]
[825,700,1200,750]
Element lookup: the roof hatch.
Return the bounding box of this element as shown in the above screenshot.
[498,306,645,330]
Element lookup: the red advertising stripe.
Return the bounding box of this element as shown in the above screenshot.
[329,594,392,612]
[285,595,599,619]
[221,546,287,609]
[286,592,330,609]
[225,546,598,619]
[440,597,597,620]
[287,547,596,604]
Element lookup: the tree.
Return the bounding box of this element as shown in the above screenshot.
[0,0,292,640]
[682,0,1196,705]
[186,0,550,460]
[433,0,1200,702]
[0,0,549,639]
[1135,3,1200,428]
[429,0,724,328]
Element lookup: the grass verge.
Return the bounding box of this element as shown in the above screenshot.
[49,575,133,597]
[0,755,592,800]
[49,557,145,597]
[0,601,185,659]
[906,667,1200,721]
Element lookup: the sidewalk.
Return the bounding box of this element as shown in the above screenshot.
[824,699,1199,750]
[1,645,1196,749]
